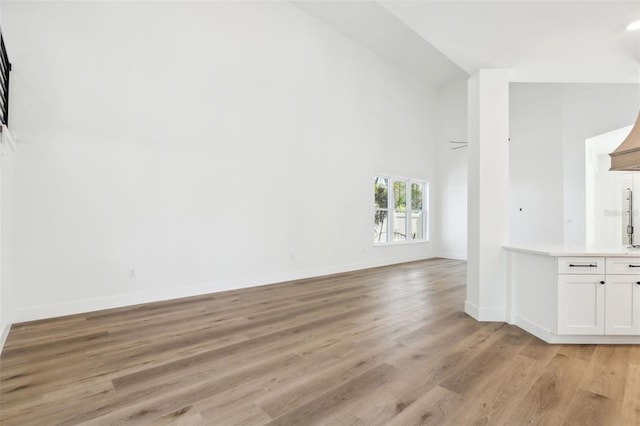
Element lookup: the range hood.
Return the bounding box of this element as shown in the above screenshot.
[610,112,640,171]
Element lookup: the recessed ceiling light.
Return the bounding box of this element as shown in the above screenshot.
[627,20,640,31]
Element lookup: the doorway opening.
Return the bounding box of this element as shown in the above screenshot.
[585,125,633,247]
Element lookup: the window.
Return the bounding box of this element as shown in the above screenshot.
[411,182,425,240]
[374,177,389,243]
[393,180,406,241]
[374,175,427,244]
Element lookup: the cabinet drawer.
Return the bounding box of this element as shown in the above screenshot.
[606,257,640,275]
[557,257,605,274]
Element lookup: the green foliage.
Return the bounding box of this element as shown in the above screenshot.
[374,177,388,210]
[375,178,422,213]
[374,177,388,226]
[411,183,423,210]
[393,181,406,212]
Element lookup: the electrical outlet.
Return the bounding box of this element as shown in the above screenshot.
[128,268,136,278]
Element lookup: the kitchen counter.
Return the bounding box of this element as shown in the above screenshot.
[504,244,640,257]
[504,245,640,344]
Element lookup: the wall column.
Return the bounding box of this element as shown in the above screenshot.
[466,69,510,321]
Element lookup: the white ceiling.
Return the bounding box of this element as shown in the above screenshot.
[292,1,468,87]
[296,0,640,85]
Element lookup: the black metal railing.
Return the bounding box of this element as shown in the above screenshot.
[0,29,11,127]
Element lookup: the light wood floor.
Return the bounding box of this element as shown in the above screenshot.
[1,258,639,425]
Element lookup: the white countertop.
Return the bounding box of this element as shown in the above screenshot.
[504,244,640,257]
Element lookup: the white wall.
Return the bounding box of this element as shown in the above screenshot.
[435,80,468,259]
[509,84,564,245]
[0,0,14,352]
[3,1,442,322]
[509,83,640,245]
[0,132,15,351]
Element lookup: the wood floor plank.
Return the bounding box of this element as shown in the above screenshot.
[1,258,638,426]
[149,406,207,426]
[621,362,640,425]
[264,363,399,426]
[520,336,561,363]
[255,338,401,419]
[305,320,507,426]
[192,325,403,419]
[561,389,622,426]
[578,345,630,400]
[65,352,303,425]
[359,323,510,425]
[504,352,589,425]
[558,344,598,362]
[629,344,640,365]
[438,326,534,397]
[383,385,464,426]
[110,301,414,395]
[444,354,545,425]
[196,403,271,426]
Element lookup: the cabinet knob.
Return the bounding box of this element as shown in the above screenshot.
[637,282,640,285]
[600,281,605,285]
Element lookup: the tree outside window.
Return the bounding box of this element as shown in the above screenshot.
[374,177,389,243]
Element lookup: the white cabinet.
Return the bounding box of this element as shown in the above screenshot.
[606,257,640,274]
[605,275,640,334]
[557,257,640,336]
[557,257,605,274]
[605,258,640,335]
[557,274,605,335]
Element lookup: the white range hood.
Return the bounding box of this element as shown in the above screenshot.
[610,112,640,171]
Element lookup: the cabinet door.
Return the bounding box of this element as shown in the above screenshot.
[558,274,605,335]
[605,275,640,335]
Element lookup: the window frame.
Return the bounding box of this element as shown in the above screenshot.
[373,174,428,246]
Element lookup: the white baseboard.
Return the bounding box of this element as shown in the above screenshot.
[0,321,11,354]
[11,279,263,323]
[514,316,554,342]
[545,334,640,344]
[477,307,506,322]
[465,300,505,322]
[464,300,480,320]
[438,251,467,261]
[513,316,640,344]
[11,255,435,324]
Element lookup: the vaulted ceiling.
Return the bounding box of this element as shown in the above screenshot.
[295,0,640,86]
